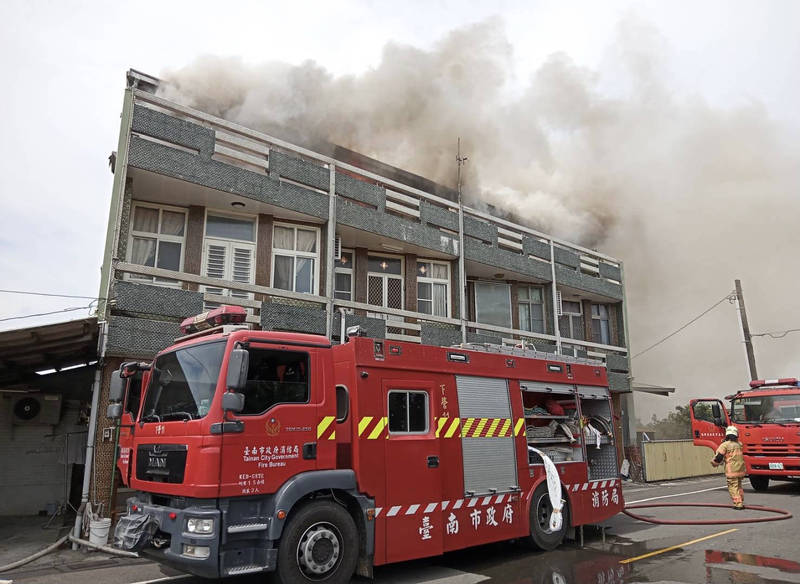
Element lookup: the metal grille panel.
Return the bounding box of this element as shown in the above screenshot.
[387,277,403,309]
[368,276,382,306]
[456,376,511,419]
[461,437,518,495]
[587,444,618,480]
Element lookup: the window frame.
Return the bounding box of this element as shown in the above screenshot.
[518,284,546,334]
[416,260,451,318]
[591,303,611,345]
[334,248,355,301]
[387,389,430,435]
[473,281,512,328]
[559,297,584,340]
[127,202,188,287]
[271,222,322,295]
[366,253,405,311]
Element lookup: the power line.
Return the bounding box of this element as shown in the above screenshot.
[0,289,101,300]
[751,327,800,339]
[0,305,94,323]
[632,291,735,360]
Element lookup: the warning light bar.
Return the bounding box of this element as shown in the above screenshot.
[749,378,800,389]
[180,306,247,334]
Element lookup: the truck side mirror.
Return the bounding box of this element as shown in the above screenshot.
[106,403,123,419]
[109,369,125,402]
[222,391,245,414]
[226,348,249,391]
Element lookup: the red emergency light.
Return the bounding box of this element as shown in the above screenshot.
[180,306,247,334]
[749,377,799,389]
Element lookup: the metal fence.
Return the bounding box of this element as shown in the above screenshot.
[641,439,724,482]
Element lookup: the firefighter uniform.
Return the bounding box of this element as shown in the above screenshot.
[711,426,745,509]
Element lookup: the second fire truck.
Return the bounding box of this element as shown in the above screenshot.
[691,378,800,491]
[108,306,624,582]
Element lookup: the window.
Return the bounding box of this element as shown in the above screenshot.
[124,374,144,419]
[474,282,511,328]
[417,261,450,317]
[518,286,545,333]
[591,304,610,345]
[272,224,320,294]
[128,204,187,285]
[367,254,404,314]
[388,390,429,433]
[559,300,584,340]
[334,250,354,301]
[202,213,256,306]
[241,349,309,415]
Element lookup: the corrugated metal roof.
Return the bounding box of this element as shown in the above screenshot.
[0,317,98,387]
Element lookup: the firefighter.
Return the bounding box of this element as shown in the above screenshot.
[710,426,746,509]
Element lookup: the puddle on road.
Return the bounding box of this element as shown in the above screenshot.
[705,551,800,574]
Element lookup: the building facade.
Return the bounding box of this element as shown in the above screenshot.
[92,69,634,512]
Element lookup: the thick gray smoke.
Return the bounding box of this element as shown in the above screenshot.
[159,18,800,419]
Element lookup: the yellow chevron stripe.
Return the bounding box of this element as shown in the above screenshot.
[358,416,373,436]
[472,418,488,438]
[329,430,336,440]
[499,418,511,437]
[514,418,525,436]
[444,418,461,438]
[461,418,475,437]
[486,418,500,437]
[317,416,335,439]
[436,417,448,438]
[368,417,387,439]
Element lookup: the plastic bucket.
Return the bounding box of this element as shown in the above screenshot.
[89,518,112,546]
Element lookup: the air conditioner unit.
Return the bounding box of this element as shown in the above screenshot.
[12,394,62,425]
[334,236,342,261]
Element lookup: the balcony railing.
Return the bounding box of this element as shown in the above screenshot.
[113,261,627,359]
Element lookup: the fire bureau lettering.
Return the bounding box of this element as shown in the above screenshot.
[238,472,266,494]
[241,445,301,470]
[155,424,165,435]
[418,516,433,540]
[446,513,459,534]
[440,384,450,419]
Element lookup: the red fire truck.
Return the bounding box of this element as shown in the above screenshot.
[108,306,624,582]
[690,378,800,491]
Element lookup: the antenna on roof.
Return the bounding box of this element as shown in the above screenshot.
[456,138,468,345]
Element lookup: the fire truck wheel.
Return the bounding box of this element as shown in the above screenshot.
[749,475,770,491]
[277,500,358,584]
[527,483,569,551]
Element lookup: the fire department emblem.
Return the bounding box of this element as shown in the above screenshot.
[265,417,281,436]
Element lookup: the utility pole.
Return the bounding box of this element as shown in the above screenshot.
[456,138,468,344]
[734,279,758,380]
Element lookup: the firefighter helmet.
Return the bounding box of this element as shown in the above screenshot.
[726,425,739,437]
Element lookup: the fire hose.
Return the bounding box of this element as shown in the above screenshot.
[623,502,792,525]
[0,534,137,574]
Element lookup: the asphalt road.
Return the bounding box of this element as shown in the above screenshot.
[6,476,799,584]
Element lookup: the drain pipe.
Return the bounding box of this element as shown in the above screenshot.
[339,307,347,344]
[72,321,107,548]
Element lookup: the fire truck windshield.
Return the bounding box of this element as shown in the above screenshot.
[730,393,800,424]
[140,341,226,422]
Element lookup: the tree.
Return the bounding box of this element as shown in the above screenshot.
[642,405,696,440]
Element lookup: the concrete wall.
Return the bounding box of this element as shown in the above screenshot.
[642,440,724,482]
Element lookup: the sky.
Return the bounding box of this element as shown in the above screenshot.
[1,0,799,419]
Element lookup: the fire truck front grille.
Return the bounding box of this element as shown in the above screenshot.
[746,445,800,457]
[136,444,188,483]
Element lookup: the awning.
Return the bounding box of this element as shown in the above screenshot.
[0,317,99,388]
[632,384,675,397]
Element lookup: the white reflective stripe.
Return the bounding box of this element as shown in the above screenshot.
[468,498,479,508]
[481,496,492,505]
[405,504,420,515]
[387,506,402,517]
[374,507,382,517]
[601,481,607,488]
[454,499,463,509]
[425,503,438,513]
[441,500,450,510]
[495,494,505,504]
[573,484,579,492]
[582,483,589,491]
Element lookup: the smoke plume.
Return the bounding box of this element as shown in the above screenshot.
[159,18,800,418]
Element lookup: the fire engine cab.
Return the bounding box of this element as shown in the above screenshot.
[690,378,800,492]
[108,306,624,582]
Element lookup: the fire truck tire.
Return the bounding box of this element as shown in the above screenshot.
[526,483,569,551]
[749,476,770,491]
[276,500,358,584]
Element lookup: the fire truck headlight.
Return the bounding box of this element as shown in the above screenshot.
[186,518,215,534]
[182,544,210,559]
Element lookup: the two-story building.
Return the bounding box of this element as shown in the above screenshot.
[92,69,634,513]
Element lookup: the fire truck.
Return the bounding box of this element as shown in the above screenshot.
[690,378,800,491]
[108,306,624,582]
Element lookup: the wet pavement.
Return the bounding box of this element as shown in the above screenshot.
[2,476,799,584]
